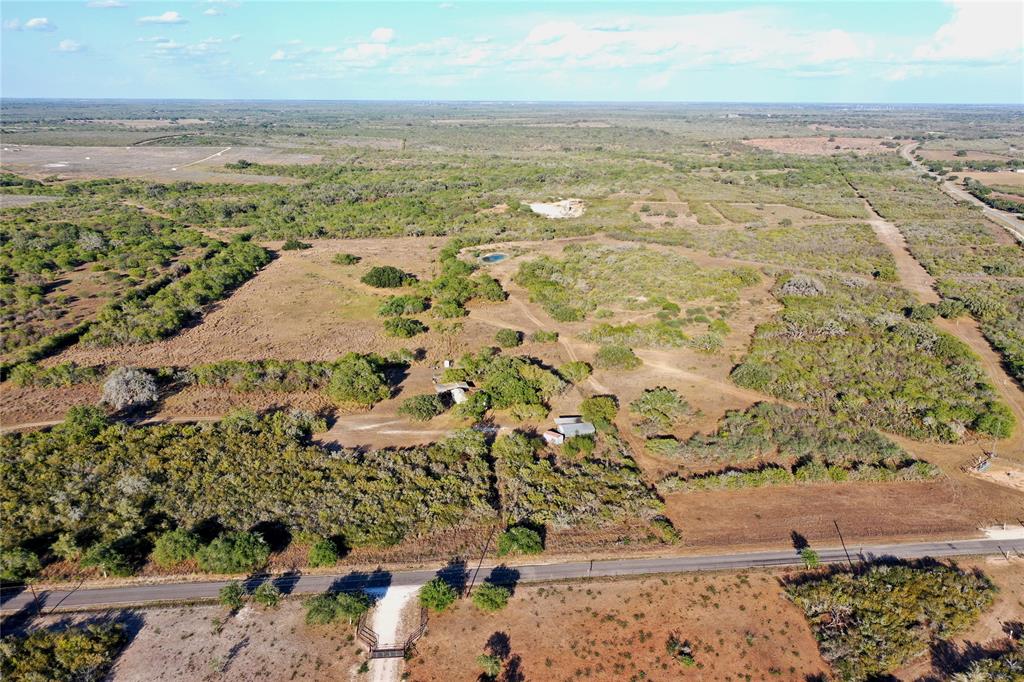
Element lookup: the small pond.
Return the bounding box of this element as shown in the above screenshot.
[480,253,507,263]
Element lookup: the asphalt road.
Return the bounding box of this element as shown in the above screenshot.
[3,537,1022,615]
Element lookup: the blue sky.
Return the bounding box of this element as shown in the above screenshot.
[2,1,1021,102]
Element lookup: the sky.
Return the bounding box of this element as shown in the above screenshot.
[2,1,1022,103]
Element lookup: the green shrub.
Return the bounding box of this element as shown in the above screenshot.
[281,238,311,251]
[907,303,937,321]
[152,529,201,567]
[378,295,428,317]
[219,581,246,609]
[398,394,446,421]
[477,654,502,677]
[0,547,40,582]
[308,538,340,568]
[303,591,370,625]
[629,387,691,434]
[252,582,281,608]
[689,332,724,354]
[580,395,618,431]
[936,299,966,319]
[472,583,510,612]
[361,266,410,288]
[495,328,522,348]
[594,344,641,370]
[562,435,596,457]
[529,330,558,343]
[195,532,269,574]
[81,541,134,577]
[383,317,427,338]
[332,253,361,265]
[496,526,543,556]
[973,402,1015,439]
[419,577,458,612]
[324,353,391,405]
[558,361,592,384]
[336,592,372,622]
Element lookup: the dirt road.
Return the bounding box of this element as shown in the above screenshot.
[901,143,1024,243]
[842,174,1024,450]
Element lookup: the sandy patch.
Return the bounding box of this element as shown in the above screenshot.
[525,198,585,219]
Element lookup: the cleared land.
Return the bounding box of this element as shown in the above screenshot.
[743,136,893,155]
[0,144,320,183]
[27,601,365,681]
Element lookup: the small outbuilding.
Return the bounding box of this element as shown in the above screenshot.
[542,430,565,446]
[546,415,596,443]
[434,380,471,405]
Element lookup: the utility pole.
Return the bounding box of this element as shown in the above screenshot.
[465,524,498,598]
[834,520,854,569]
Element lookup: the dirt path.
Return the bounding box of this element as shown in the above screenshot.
[864,212,940,304]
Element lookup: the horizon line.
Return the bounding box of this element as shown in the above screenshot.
[2,97,1022,108]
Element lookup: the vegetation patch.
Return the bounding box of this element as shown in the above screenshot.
[0,409,496,576]
[82,237,271,346]
[1,623,128,681]
[514,243,759,322]
[732,272,1009,441]
[492,431,663,528]
[786,561,995,681]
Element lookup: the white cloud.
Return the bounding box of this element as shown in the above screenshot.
[370,27,394,43]
[339,42,389,64]
[138,11,187,24]
[883,65,924,82]
[912,0,1022,62]
[87,0,127,7]
[203,8,223,16]
[438,2,454,8]
[3,19,21,30]
[270,49,287,61]
[56,39,85,52]
[25,17,57,32]
[144,36,225,60]
[510,10,873,72]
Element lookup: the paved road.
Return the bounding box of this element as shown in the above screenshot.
[900,143,1024,243]
[3,537,1022,615]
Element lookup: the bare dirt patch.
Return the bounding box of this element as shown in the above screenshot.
[0,145,320,184]
[743,136,892,156]
[918,149,1013,162]
[0,383,100,426]
[407,571,830,681]
[971,458,1024,493]
[961,170,1024,187]
[30,601,365,682]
